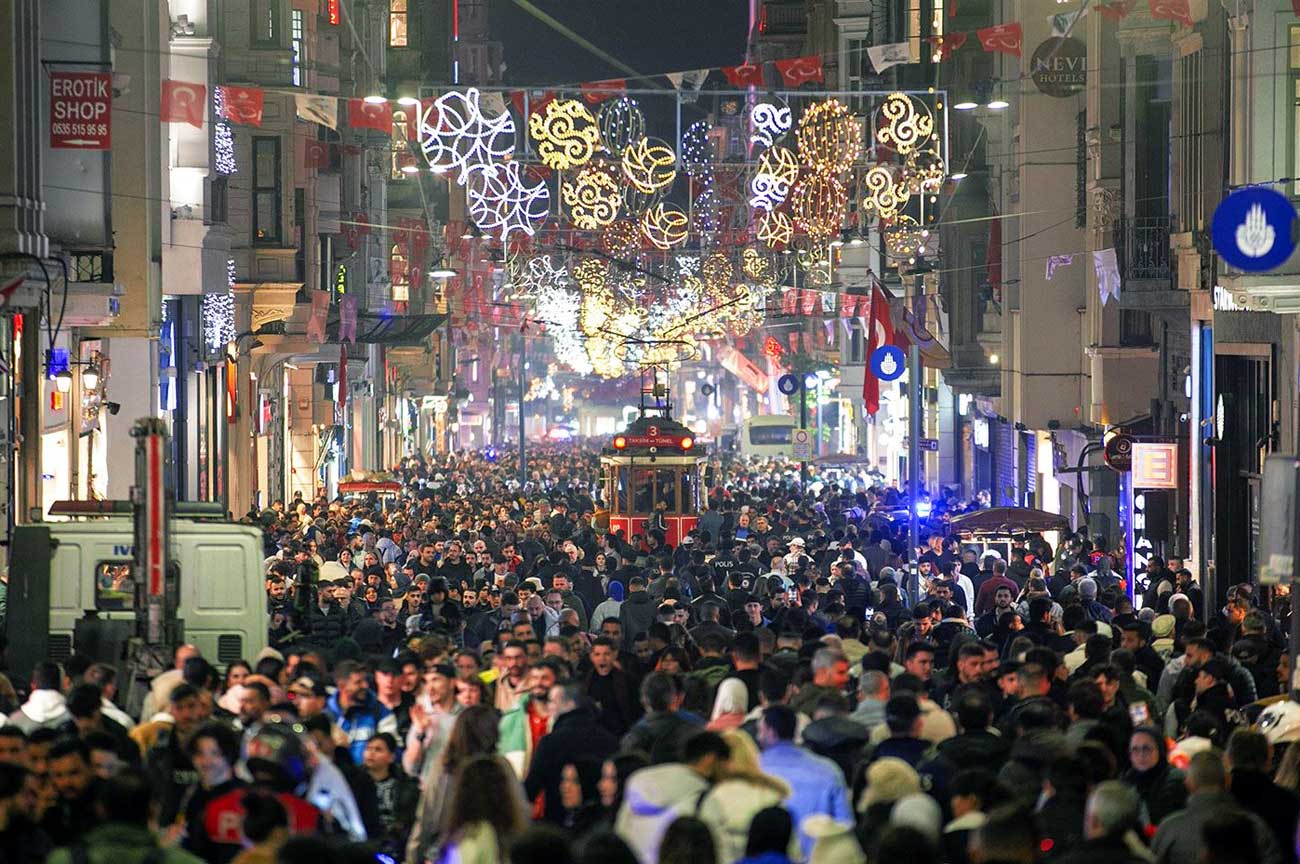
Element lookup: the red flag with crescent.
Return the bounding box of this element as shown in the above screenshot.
[162,80,206,128]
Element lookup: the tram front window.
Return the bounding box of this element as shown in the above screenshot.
[655,469,678,513]
[680,470,697,514]
[634,468,654,512]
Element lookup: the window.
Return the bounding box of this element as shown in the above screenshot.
[749,424,793,445]
[1291,26,1300,196]
[94,561,136,611]
[389,0,409,47]
[291,9,305,85]
[252,137,281,244]
[843,36,868,113]
[209,176,228,224]
[252,0,282,47]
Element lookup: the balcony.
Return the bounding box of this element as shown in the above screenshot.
[760,2,807,36]
[1116,216,1185,309]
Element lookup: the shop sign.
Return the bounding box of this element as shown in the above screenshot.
[1104,433,1135,472]
[1030,38,1086,97]
[50,72,112,150]
[1132,442,1178,489]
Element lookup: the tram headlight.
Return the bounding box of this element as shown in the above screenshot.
[613,436,627,450]
[679,436,694,451]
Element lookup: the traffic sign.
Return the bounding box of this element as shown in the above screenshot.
[791,428,812,460]
[918,437,939,451]
[777,374,800,395]
[1104,433,1135,472]
[871,345,906,382]
[700,383,715,396]
[1211,186,1299,272]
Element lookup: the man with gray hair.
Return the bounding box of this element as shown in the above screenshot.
[1151,750,1280,864]
[850,670,890,730]
[1045,781,1146,864]
[790,648,850,716]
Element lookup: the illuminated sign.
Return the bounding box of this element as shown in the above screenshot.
[1132,442,1178,489]
[327,0,340,25]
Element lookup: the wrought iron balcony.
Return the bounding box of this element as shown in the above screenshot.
[1116,216,1172,283]
[761,2,807,35]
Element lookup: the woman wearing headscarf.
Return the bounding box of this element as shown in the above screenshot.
[1121,726,1186,827]
[708,679,751,732]
[697,730,795,863]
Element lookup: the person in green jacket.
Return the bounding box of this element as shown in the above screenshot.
[45,768,205,864]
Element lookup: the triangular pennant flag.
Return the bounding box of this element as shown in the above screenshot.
[161,80,206,128]
[1045,254,1075,280]
[220,85,264,127]
[479,91,508,116]
[774,55,825,87]
[867,42,912,73]
[977,22,1024,56]
[1049,7,1087,36]
[665,71,686,89]
[1148,0,1193,25]
[681,69,709,92]
[295,93,338,129]
[800,289,818,316]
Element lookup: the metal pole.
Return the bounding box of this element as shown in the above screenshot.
[907,279,921,606]
[519,330,527,487]
[799,377,808,493]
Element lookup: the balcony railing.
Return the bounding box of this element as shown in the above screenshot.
[1116,216,1172,283]
[761,2,807,35]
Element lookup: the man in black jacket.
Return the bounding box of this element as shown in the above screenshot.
[1226,729,1300,863]
[620,672,702,763]
[619,576,657,650]
[524,681,619,823]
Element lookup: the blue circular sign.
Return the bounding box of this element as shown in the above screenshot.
[871,345,906,381]
[777,374,800,395]
[1211,186,1299,272]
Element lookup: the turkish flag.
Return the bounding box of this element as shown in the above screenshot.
[774,55,825,87]
[348,99,393,134]
[1095,0,1135,18]
[220,85,264,127]
[580,79,626,103]
[161,80,206,128]
[928,32,968,60]
[977,23,1024,56]
[509,90,555,121]
[862,283,894,416]
[722,63,765,87]
[305,141,331,169]
[1148,0,1193,25]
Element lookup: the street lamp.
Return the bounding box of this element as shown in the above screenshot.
[54,369,72,393]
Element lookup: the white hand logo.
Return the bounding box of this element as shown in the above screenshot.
[879,352,898,377]
[1236,203,1275,258]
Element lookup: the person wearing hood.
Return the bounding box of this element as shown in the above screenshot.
[325,660,398,764]
[9,662,70,735]
[523,681,619,824]
[1121,727,1186,827]
[619,576,657,651]
[591,580,625,633]
[614,730,730,864]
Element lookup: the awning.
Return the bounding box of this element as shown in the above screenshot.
[325,311,448,345]
[948,506,1070,536]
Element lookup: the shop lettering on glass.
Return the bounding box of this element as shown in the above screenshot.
[49,71,112,149]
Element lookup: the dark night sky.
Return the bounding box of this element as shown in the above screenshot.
[490,0,753,86]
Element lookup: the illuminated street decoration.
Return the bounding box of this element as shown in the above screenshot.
[749,146,799,211]
[600,220,642,256]
[598,96,645,157]
[741,247,773,283]
[750,99,792,148]
[862,163,910,221]
[906,146,947,197]
[640,203,690,249]
[680,121,714,177]
[202,287,236,353]
[796,99,862,176]
[756,210,794,249]
[529,98,601,170]
[419,88,516,182]
[875,91,935,156]
[621,137,677,194]
[561,163,622,230]
[466,161,550,242]
[792,172,847,239]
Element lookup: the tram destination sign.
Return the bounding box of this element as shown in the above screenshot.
[615,425,694,450]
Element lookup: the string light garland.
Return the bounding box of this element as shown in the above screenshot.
[600,220,642,257]
[598,96,646,157]
[680,121,714,177]
[796,99,862,176]
[640,203,689,249]
[212,86,236,175]
[750,99,792,149]
[561,163,622,230]
[620,136,677,194]
[202,285,236,353]
[420,88,516,182]
[792,172,847,239]
[466,161,550,242]
[529,98,601,171]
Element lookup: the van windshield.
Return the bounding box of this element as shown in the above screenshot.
[748,424,793,445]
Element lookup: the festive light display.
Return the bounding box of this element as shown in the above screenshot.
[742,247,774,283]
[875,92,935,157]
[861,163,911,221]
[792,173,848,239]
[598,97,646,157]
[212,86,236,175]
[680,121,714,177]
[529,98,601,171]
[561,163,622,230]
[756,210,794,249]
[600,220,642,257]
[640,203,690,249]
[795,99,862,176]
[750,99,792,148]
[620,137,677,194]
[749,146,799,211]
[905,146,947,196]
[419,88,516,182]
[466,162,550,242]
[202,285,236,353]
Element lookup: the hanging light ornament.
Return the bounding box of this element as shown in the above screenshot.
[905,146,948,196]
[679,121,714,178]
[749,145,799,212]
[796,99,862,176]
[529,98,601,170]
[756,210,794,249]
[883,215,933,261]
[465,162,550,242]
[874,92,935,157]
[600,220,642,257]
[861,163,911,221]
[621,136,677,194]
[597,96,645,157]
[419,88,516,182]
[749,98,793,149]
[561,163,622,230]
[640,203,690,249]
[792,172,848,239]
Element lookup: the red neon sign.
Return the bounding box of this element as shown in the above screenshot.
[327,0,340,25]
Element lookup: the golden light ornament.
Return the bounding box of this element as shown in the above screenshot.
[741,247,773,283]
[528,98,601,170]
[621,137,677,194]
[756,210,794,249]
[561,164,622,230]
[600,220,642,257]
[795,99,863,176]
[883,215,932,261]
[875,92,935,157]
[702,253,734,290]
[905,146,948,196]
[792,173,848,240]
[861,164,911,221]
[796,245,833,288]
[640,203,689,250]
[749,146,799,212]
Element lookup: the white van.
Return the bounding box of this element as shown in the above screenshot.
[739,414,798,458]
[9,518,267,675]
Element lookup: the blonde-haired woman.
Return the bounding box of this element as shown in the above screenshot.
[707,678,750,732]
[697,729,797,863]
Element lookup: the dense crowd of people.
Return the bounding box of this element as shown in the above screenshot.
[0,444,1294,864]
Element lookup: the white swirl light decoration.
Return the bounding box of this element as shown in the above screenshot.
[419,88,516,183]
[465,162,550,243]
[750,100,792,148]
[533,282,591,374]
[749,146,799,212]
[517,255,568,297]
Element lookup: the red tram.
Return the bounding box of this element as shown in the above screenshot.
[601,411,705,548]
